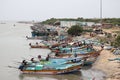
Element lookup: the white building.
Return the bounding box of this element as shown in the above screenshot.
[60,21,95,28]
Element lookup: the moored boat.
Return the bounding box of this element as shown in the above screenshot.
[29,42,60,49]
[18,58,84,74]
[52,48,102,58]
[26,36,42,40]
[49,49,102,66]
[29,43,49,48]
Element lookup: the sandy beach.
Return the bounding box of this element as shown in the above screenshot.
[92,47,120,80]
[81,27,120,80]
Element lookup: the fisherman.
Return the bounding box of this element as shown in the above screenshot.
[29,43,31,46]
[74,52,77,57]
[86,44,89,50]
[30,58,37,63]
[46,54,50,61]
[83,40,86,45]
[70,48,72,52]
[36,42,38,45]
[19,60,27,71]
[55,49,60,56]
[90,43,94,50]
[78,41,82,47]
[22,60,27,65]
[101,43,104,50]
[38,55,41,61]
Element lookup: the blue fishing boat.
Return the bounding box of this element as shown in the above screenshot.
[18,58,84,74]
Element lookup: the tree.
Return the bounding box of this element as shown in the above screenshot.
[67,25,83,36]
[113,35,120,47]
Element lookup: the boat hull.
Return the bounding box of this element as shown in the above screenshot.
[30,45,49,48]
[20,65,81,75]
[55,50,101,58]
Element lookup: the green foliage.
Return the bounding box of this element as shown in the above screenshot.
[41,18,120,26]
[67,25,83,36]
[113,35,120,47]
[83,29,93,32]
[106,33,112,38]
[42,18,57,25]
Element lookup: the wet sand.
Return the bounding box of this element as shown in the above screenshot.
[80,32,120,80]
[92,48,120,80]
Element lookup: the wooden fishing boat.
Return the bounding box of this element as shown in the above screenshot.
[29,42,60,49]
[49,53,98,66]
[26,36,42,40]
[18,59,83,74]
[49,49,102,66]
[29,44,49,48]
[53,48,102,58]
[20,65,81,74]
[51,46,87,53]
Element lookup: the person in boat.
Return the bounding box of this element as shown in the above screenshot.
[83,40,86,45]
[70,48,72,52]
[19,60,28,71]
[87,44,89,50]
[74,52,77,57]
[29,43,31,46]
[36,42,38,45]
[26,36,28,38]
[87,44,93,51]
[78,41,82,47]
[22,60,28,65]
[90,43,94,50]
[30,58,37,63]
[55,52,59,56]
[38,55,41,61]
[46,54,50,61]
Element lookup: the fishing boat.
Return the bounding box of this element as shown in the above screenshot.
[50,53,98,66]
[18,58,84,74]
[51,46,86,53]
[49,48,101,66]
[52,47,101,58]
[29,41,60,49]
[29,43,49,48]
[26,36,42,40]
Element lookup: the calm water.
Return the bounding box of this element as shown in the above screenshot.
[0,21,105,80]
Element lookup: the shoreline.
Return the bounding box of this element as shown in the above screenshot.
[77,33,120,80]
[92,49,120,80]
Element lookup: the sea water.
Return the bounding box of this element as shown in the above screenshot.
[0,21,105,80]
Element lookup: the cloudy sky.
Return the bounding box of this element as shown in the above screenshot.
[0,0,120,21]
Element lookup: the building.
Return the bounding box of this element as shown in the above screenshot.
[60,21,95,28]
[102,23,113,28]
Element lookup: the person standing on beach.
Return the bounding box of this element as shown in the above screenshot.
[101,43,104,50]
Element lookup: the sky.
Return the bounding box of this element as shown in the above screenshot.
[0,0,120,21]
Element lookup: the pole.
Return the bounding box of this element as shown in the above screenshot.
[100,0,102,27]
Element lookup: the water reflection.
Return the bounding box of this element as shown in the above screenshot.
[0,22,106,80]
[18,67,106,80]
[18,63,93,80]
[19,71,83,80]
